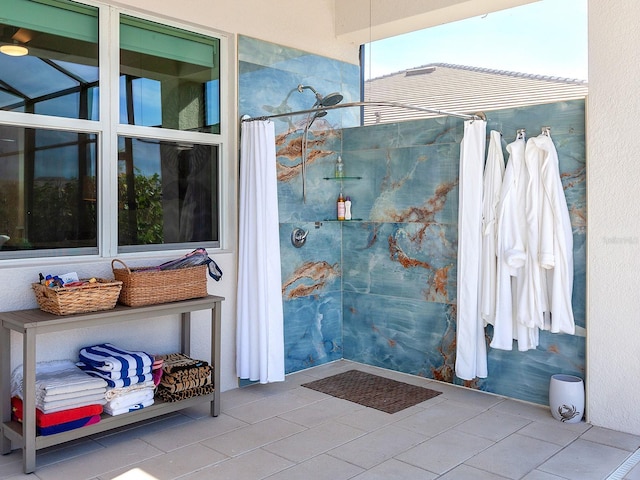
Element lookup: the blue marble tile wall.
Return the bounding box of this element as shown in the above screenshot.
[239,36,360,373]
[341,100,586,405]
[238,35,586,406]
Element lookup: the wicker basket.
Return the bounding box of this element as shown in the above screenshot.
[32,279,123,316]
[111,259,208,307]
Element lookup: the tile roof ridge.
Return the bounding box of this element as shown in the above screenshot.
[368,62,587,85]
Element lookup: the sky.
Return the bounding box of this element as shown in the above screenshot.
[365,0,588,81]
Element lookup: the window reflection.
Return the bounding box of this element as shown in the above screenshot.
[118,137,219,248]
[0,126,98,253]
[0,1,99,120]
[119,15,220,133]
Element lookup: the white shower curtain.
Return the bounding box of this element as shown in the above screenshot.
[236,120,285,384]
[455,119,488,381]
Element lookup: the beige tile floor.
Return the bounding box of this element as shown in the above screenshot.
[2,360,640,480]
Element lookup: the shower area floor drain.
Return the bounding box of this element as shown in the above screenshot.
[607,448,640,480]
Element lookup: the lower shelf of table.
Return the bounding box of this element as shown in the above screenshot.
[2,392,216,450]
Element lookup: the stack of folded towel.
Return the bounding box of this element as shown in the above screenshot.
[77,343,155,415]
[10,360,107,435]
[11,397,103,436]
[154,353,214,402]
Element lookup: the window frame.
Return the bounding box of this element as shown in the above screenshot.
[0,1,233,262]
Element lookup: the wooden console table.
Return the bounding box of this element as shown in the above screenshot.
[0,294,223,473]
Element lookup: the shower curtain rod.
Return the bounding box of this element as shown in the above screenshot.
[240,101,484,123]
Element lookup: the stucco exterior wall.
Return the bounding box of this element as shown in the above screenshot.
[585,0,640,434]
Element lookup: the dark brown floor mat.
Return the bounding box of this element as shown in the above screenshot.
[302,369,442,414]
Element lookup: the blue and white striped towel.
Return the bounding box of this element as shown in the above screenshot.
[78,343,153,372]
[75,362,151,380]
[78,365,153,388]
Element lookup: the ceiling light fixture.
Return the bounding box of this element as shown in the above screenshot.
[0,43,29,57]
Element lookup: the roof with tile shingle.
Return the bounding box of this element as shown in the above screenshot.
[362,63,588,125]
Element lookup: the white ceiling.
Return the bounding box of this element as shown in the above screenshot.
[335,0,538,44]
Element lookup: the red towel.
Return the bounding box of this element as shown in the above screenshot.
[38,414,101,436]
[11,397,103,427]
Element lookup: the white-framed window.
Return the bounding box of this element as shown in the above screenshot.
[0,0,227,260]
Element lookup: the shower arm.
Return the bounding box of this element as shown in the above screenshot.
[241,100,484,123]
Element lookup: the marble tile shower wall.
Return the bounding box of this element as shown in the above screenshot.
[239,36,586,406]
[238,35,360,373]
[341,100,586,405]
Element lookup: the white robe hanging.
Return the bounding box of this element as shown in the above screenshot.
[455,119,488,381]
[236,120,285,384]
[518,134,575,334]
[491,137,538,351]
[480,130,505,325]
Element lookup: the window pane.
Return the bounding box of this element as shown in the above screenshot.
[0,0,99,120]
[0,125,98,256]
[120,16,221,133]
[118,137,219,249]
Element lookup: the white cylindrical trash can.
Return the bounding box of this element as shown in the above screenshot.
[549,374,584,423]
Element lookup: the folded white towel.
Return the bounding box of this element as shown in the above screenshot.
[39,394,107,413]
[36,387,106,403]
[11,360,108,399]
[105,388,154,411]
[104,397,154,416]
[105,380,155,401]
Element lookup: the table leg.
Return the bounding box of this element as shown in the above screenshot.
[22,329,37,473]
[181,311,191,356]
[212,302,221,417]
[0,323,11,455]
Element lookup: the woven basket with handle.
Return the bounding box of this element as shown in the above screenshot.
[111,259,208,307]
[32,279,122,316]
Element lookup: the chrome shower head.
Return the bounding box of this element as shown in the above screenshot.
[317,92,343,107]
[306,110,327,129]
[297,84,343,108]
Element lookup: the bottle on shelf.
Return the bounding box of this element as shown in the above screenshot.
[335,155,345,178]
[344,196,352,220]
[337,191,345,220]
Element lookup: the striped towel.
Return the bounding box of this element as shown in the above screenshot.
[77,365,153,389]
[78,343,153,372]
[75,363,151,380]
